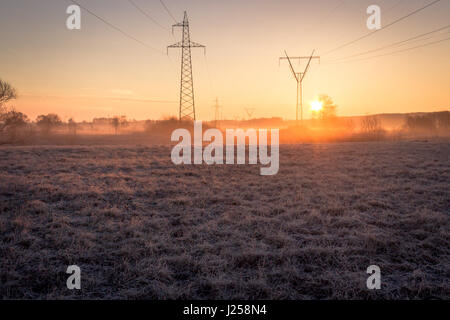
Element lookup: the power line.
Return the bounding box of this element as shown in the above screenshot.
[334,25,450,61]
[325,0,346,19]
[323,0,442,55]
[68,0,164,54]
[385,0,405,14]
[329,36,450,64]
[159,0,178,24]
[126,0,171,33]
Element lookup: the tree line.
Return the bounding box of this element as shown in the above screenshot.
[1,79,449,144]
[0,79,133,143]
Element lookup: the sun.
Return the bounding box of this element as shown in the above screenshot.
[310,100,323,112]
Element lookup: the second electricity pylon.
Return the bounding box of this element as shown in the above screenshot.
[168,11,206,121]
[245,108,256,120]
[213,98,222,128]
[279,50,320,124]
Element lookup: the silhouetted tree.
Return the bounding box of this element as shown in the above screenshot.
[318,94,337,120]
[361,116,385,140]
[405,114,437,132]
[361,116,382,132]
[68,118,77,136]
[0,79,17,110]
[0,110,29,142]
[436,111,450,130]
[36,114,62,134]
[119,116,128,129]
[111,117,120,135]
[111,116,128,134]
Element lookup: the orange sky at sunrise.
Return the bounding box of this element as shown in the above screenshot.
[0,0,449,121]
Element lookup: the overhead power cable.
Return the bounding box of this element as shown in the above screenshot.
[68,0,164,54]
[328,36,450,64]
[323,0,442,55]
[159,0,178,24]
[126,0,171,33]
[334,25,450,61]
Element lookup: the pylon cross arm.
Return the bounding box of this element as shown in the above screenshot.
[168,42,182,48]
[189,41,206,54]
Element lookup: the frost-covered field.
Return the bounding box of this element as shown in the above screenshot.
[0,141,449,299]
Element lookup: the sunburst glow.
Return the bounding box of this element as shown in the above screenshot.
[310,100,323,112]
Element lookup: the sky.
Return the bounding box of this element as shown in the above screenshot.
[0,0,449,121]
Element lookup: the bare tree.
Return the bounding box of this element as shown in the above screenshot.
[68,118,77,136]
[0,110,29,143]
[111,116,128,135]
[111,117,120,135]
[36,114,62,134]
[0,79,17,109]
[405,114,437,132]
[361,116,385,140]
[436,111,450,130]
[318,94,337,120]
[361,116,380,133]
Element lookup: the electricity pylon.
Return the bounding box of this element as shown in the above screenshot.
[213,98,222,128]
[168,11,205,121]
[279,50,320,124]
[245,108,256,120]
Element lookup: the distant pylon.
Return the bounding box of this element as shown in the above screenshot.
[213,98,222,128]
[245,108,256,120]
[168,11,206,121]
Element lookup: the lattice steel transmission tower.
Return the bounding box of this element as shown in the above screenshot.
[279,50,320,124]
[168,11,205,121]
